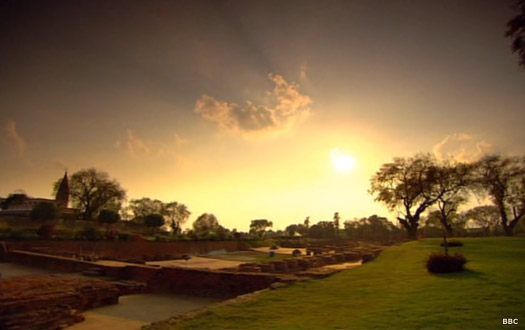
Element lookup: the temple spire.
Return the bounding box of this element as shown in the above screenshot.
[55,171,69,208]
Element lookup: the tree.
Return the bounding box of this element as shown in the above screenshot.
[97,209,120,233]
[193,213,220,238]
[370,154,444,240]
[30,201,59,240]
[144,213,165,234]
[344,215,403,243]
[164,201,191,235]
[249,219,273,237]
[308,221,335,239]
[56,169,126,220]
[128,198,164,222]
[30,201,59,223]
[2,193,29,210]
[506,0,525,66]
[431,161,472,236]
[333,212,341,236]
[472,155,525,236]
[464,205,501,235]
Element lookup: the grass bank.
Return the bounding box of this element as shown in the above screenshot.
[147,237,525,330]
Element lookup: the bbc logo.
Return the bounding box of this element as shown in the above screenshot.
[503,318,518,325]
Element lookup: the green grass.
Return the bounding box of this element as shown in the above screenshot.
[148,237,525,330]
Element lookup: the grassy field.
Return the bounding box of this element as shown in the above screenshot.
[148,237,525,330]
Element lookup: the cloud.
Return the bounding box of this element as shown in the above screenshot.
[433,133,493,162]
[124,129,151,158]
[194,73,312,134]
[2,119,27,157]
[117,130,189,160]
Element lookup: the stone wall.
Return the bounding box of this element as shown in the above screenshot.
[4,240,242,259]
[7,250,281,299]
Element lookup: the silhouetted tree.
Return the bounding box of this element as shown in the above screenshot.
[128,198,164,222]
[30,201,59,223]
[164,201,191,235]
[344,215,404,243]
[249,219,273,237]
[333,212,341,236]
[56,169,126,220]
[309,221,335,238]
[97,209,120,234]
[285,223,307,236]
[1,193,29,210]
[432,161,472,236]
[192,213,220,238]
[370,154,445,240]
[464,205,501,235]
[144,213,165,234]
[472,155,525,236]
[506,0,525,66]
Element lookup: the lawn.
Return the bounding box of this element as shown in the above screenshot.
[147,237,525,330]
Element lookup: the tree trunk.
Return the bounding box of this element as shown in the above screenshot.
[399,218,419,240]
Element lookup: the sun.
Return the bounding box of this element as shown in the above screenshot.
[331,148,356,173]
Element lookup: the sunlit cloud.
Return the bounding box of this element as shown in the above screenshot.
[2,119,27,157]
[194,73,312,134]
[433,133,493,162]
[124,129,151,158]
[116,130,189,160]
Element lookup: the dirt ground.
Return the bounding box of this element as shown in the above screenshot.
[69,294,220,330]
[146,256,243,269]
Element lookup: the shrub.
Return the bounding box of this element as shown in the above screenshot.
[426,253,467,273]
[270,245,279,250]
[440,240,463,247]
[292,249,302,257]
[75,227,103,241]
[36,224,55,239]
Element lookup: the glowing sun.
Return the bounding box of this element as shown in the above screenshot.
[331,148,356,173]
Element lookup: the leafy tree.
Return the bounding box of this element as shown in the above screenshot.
[193,213,220,238]
[128,198,164,222]
[304,216,310,228]
[506,0,525,66]
[144,213,165,234]
[333,212,341,236]
[285,223,308,236]
[344,215,404,243]
[30,202,59,240]
[249,219,273,237]
[308,221,335,239]
[370,154,444,240]
[2,193,29,210]
[473,155,525,236]
[97,209,120,233]
[431,161,472,236]
[464,205,501,235]
[164,201,191,235]
[55,169,126,220]
[30,201,59,222]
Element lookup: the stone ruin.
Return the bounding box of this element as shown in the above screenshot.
[0,274,122,330]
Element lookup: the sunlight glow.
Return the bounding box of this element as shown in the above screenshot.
[331,148,356,173]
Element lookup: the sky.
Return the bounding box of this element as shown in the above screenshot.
[1,0,524,231]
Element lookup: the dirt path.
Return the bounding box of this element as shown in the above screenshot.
[69,294,220,330]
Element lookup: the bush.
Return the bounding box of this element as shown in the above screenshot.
[36,224,55,239]
[292,249,302,257]
[440,240,463,247]
[75,227,103,241]
[426,253,467,273]
[270,245,279,250]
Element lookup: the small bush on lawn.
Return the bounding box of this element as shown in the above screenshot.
[270,245,279,250]
[426,253,467,273]
[440,240,463,247]
[36,224,55,239]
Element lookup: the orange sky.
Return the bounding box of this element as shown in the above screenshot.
[1,1,524,231]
